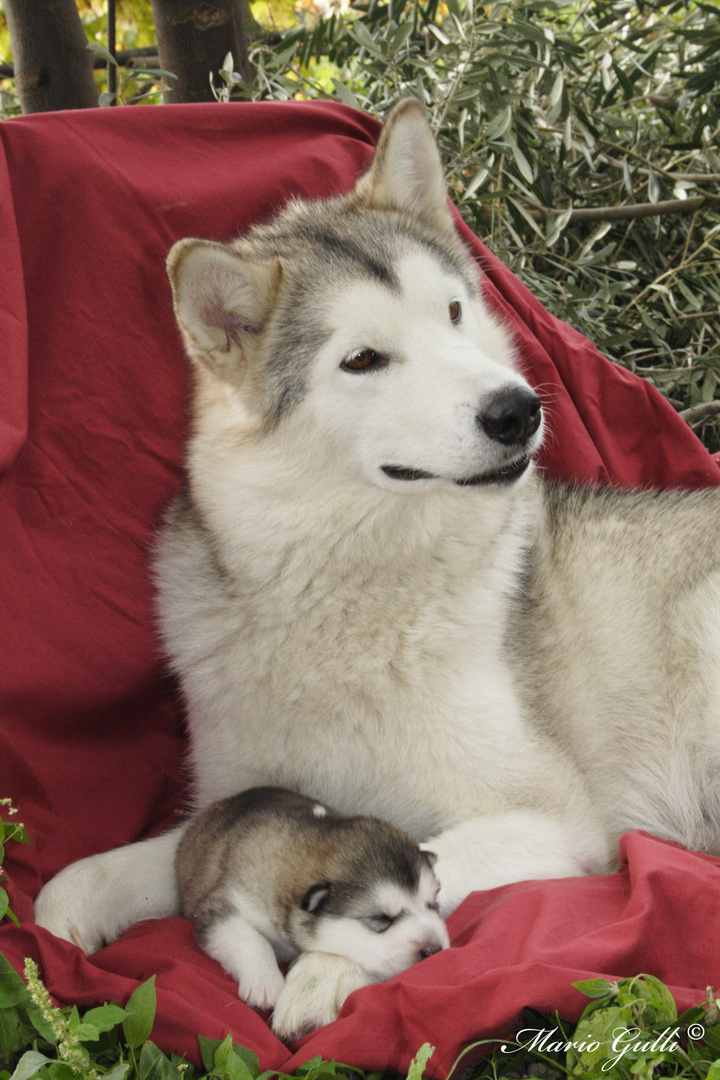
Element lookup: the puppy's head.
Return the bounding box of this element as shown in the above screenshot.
[289,821,449,981]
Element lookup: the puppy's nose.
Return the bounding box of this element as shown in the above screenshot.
[477,386,541,446]
[419,942,443,960]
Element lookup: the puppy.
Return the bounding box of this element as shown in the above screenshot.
[175,787,449,1036]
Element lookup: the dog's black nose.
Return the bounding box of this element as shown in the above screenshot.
[477,386,542,446]
[419,943,443,960]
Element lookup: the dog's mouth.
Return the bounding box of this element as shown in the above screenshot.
[455,453,531,486]
[382,454,531,487]
[381,466,437,482]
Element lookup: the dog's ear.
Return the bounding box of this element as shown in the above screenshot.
[421,850,437,870]
[301,882,331,915]
[167,238,281,384]
[354,98,454,236]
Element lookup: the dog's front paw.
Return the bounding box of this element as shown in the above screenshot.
[238,964,286,1011]
[271,952,373,1041]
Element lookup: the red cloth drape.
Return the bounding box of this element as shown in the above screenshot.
[1,101,719,1077]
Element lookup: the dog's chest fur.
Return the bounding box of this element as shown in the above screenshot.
[155,477,546,838]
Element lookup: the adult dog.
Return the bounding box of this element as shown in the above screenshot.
[36,98,720,1034]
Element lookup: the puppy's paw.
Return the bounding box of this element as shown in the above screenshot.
[271,952,373,1041]
[238,963,286,1011]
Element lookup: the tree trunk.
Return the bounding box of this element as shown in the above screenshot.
[5,0,98,114]
[150,0,251,103]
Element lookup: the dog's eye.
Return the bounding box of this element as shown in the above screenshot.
[365,913,396,933]
[449,300,462,324]
[427,900,440,913]
[341,349,389,373]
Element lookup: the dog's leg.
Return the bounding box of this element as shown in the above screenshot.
[271,952,374,1041]
[34,826,184,953]
[425,810,610,917]
[203,913,285,1010]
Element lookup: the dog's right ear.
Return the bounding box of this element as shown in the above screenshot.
[167,238,281,384]
[301,883,331,915]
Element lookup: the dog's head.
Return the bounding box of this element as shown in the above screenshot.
[167,99,542,496]
[288,822,450,982]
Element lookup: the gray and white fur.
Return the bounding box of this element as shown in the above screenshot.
[175,787,448,1032]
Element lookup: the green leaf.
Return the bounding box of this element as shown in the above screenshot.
[81,1004,127,1034]
[390,22,414,51]
[4,823,27,847]
[332,81,360,110]
[9,1051,52,1080]
[573,978,615,1000]
[122,976,156,1050]
[212,1033,258,1080]
[130,69,178,82]
[0,1006,19,1063]
[0,952,28,999]
[0,976,29,1008]
[486,105,512,140]
[87,42,118,66]
[702,1024,720,1054]
[545,206,573,247]
[104,1065,131,1080]
[648,166,660,204]
[407,1044,435,1080]
[71,1022,101,1043]
[349,20,383,56]
[27,1005,59,1045]
[199,1036,259,1079]
[44,1066,77,1080]
[228,1045,259,1077]
[461,167,489,202]
[139,1041,181,1080]
[198,1036,218,1073]
[507,138,534,184]
[506,197,544,238]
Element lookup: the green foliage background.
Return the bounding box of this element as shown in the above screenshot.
[0,0,719,449]
[232,0,720,451]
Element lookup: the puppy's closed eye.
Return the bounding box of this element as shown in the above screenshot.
[365,912,399,933]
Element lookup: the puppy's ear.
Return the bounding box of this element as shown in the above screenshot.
[353,98,454,237]
[167,238,281,384]
[301,883,331,914]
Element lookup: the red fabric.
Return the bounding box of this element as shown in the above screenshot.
[1,100,719,1077]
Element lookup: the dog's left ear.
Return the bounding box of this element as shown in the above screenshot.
[354,98,454,237]
[301,882,331,914]
[421,850,438,869]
